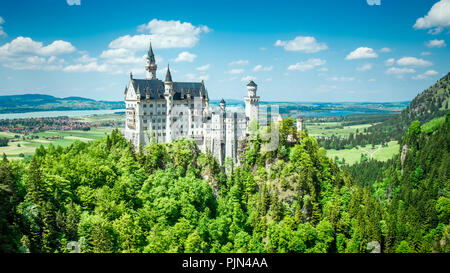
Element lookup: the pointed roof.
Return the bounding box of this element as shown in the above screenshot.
[247,80,257,87]
[147,41,156,63]
[165,64,173,82]
[220,98,226,104]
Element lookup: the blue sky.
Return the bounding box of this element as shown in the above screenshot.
[0,0,449,102]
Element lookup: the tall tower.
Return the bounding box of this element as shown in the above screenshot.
[219,98,226,112]
[164,65,174,142]
[244,80,260,124]
[145,42,157,80]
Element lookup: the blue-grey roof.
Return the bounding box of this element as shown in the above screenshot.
[147,42,156,63]
[130,79,207,101]
[247,80,257,87]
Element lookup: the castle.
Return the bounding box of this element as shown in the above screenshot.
[123,42,260,164]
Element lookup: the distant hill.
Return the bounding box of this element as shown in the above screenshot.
[0,94,125,113]
[368,72,450,139]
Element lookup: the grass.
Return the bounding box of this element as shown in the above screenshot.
[0,127,116,159]
[422,116,446,134]
[327,141,400,165]
[306,122,374,138]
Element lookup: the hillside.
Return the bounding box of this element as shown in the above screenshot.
[0,94,125,113]
[321,72,450,149]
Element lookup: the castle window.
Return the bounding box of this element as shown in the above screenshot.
[144,104,147,108]
[150,104,153,107]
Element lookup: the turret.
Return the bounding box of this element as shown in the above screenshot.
[297,117,304,132]
[164,64,174,142]
[220,98,226,112]
[244,80,260,124]
[145,41,157,80]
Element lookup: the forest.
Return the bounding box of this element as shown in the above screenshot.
[0,110,448,253]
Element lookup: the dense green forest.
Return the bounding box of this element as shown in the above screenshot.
[319,72,450,150]
[0,111,448,253]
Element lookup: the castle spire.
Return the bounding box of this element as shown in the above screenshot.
[145,40,157,80]
[165,64,173,82]
[147,41,156,64]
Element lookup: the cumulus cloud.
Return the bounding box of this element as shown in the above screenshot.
[380,47,392,53]
[413,0,450,32]
[396,57,432,67]
[0,37,76,57]
[287,58,326,71]
[228,68,244,74]
[345,47,378,60]
[328,76,355,82]
[229,60,249,66]
[253,65,273,72]
[196,64,210,71]
[385,58,395,66]
[275,36,328,53]
[426,39,447,48]
[357,63,373,72]
[185,73,209,81]
[66,0,81,5]
[109,19,210,51]
[241,75,256,82]
[0,16,6,37]
[63,62,108,73]
[412,70,439,80]
[0,37,75,71]
[386,67,416,75]
[174,51,197,62]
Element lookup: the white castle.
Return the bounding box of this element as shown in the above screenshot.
[123,42,260,164]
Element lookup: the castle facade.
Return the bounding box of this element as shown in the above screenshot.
[123,42,260,164]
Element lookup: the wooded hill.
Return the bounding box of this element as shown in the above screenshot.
[0,112,448,253]
[0,94,124,113]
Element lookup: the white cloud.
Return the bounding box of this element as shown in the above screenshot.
[75,52,97,63]
[0,37,76,57]
[288,58,326,71]
[241,75,256,82]
[426,39,447,48]
[66,0,81,5]
[0,16,6,37]
[328,76,355,82]
[413,0,450,31]
[275,36,328,53]
[428,27,444,35]
[228,68,244,74]
[229,60,249,66]
[316,85,337,92]
[412,70,439,80]
[396,57,432,67]
[196,64,210,71]
[185,73,209,81]
[368,78,376,82]
[174,51,197,62]
[386,67,416,75]
[253,64,273,71]
[63,62,108,73]
[345,47,378,60]
[421,52,432,56]
[0,37,75,71]
[357,63,373,71]
[385,58,395,66]
[380,47,391,53]
[109,19,210,50]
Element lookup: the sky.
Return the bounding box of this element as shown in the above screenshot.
[0,0,449,102]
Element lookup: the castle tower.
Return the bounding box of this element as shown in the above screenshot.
[145,41,157,80]
[297,117,304,132]
[220,98,226,112]
[164,65,173,142]
[244,80,260,124]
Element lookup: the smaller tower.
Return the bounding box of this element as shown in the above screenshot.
[297,117,304,132]
[220,98,226,112]
[145,41,157,80]
[164,65,174,142]
[244,80,260,124]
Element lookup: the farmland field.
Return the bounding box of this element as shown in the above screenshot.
[326,141,400,165]
[0,127,116,159]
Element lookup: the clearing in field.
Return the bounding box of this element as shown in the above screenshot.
[327,141,400,165]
